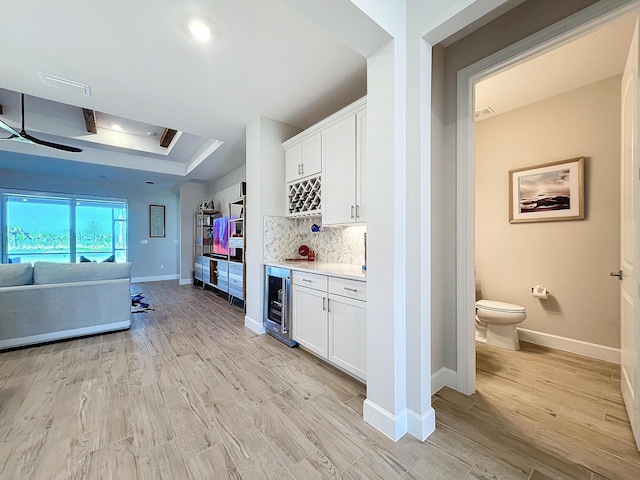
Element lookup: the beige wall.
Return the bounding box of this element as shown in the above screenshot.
[475,76,621,348]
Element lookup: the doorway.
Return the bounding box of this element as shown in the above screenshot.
[455,1,640,450]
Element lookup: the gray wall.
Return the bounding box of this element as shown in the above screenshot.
[432,0,600,372]
[0,168,180,280]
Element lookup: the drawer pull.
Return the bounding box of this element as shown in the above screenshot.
[302,279,313,283]
[344,287,358,292]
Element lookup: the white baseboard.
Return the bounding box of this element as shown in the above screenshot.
[407,407,436,441]
[431,367,457,393]
[517,327,620,364]
[244,315,266,334]
[0,320,131,350]
[363,399,408,441]
[131,274,180,283]
[178,278,193,286]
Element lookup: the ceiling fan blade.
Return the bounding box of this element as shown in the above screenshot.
[0,118,21,137]
[21,132,83,153]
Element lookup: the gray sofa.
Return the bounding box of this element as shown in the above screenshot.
[0,261,132,350]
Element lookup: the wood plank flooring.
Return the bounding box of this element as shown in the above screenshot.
[0,280,637,479]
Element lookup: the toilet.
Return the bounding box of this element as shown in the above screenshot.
[475,299,527,350]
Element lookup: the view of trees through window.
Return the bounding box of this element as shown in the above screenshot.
[3,194,127,264]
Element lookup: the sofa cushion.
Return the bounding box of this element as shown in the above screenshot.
[33,261,132,285]
[0,263,34,287]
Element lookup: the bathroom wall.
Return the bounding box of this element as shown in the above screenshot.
[475,75,621,348]
[263,215,366,265]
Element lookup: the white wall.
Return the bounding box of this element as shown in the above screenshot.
[475,76,621,348]
[245,117,300,333]
[0,168,180,281]
[209,165,246,215]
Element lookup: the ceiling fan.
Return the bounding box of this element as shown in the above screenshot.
[0,93,82,153]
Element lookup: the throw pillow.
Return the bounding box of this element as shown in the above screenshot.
[0,263,34,286]
[102,255,116,263]
[80,255,92,263]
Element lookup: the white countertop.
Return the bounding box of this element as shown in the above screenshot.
[265,261,366,281]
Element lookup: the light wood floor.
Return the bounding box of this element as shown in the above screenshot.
[0,281,638,479]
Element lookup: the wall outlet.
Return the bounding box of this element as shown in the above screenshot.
[160,264,164,269]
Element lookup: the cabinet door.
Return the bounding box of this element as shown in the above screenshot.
[285,133,321,183]
[328,294,366,381]
[301,133,321,178]
[322,115,357,225]
[292,285,328,358]
[356,109,367,223]
[285,143,302,184]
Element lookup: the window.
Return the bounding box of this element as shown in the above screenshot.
[2,193,127,264]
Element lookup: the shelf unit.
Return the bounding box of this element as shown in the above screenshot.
[228,196,246,303]
[194,209,219,258]
[194,209,224,291]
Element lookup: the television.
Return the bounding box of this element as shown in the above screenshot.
[212,217,229,256]
[212,216,237,258]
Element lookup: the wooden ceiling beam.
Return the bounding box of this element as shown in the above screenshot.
[82,108,97,134]
[160,128,177,148]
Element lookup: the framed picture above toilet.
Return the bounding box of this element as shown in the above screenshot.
[509,156,584,224]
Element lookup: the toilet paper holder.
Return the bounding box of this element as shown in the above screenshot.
[531,285,550,299]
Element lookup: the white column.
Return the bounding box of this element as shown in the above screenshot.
[245,117,300,334]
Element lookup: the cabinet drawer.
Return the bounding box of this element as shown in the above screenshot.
[228,261,243,275]
[292,271,327,290]
[229,277,244,299]
[229,237,244,249]
[328,277,366,302]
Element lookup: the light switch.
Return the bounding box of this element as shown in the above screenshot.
[140,239,148,244]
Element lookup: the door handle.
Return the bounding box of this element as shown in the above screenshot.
[351,205,355,219]
[610,270,623,280]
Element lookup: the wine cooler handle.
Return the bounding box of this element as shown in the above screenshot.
[282,278,289,334]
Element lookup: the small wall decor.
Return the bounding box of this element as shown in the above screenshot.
[509,157,585,224]
[149,204,166,237]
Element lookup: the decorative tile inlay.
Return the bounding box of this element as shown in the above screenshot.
[263,216,365,265]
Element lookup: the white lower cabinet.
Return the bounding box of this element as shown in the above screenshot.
[292,284,328,358]
[291,271,366,382]
[328,293,366,381]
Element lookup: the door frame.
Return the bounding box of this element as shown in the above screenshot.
[455,0,640,395]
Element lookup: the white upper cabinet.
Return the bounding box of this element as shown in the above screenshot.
[282,97,366,220]
[322,107,366,225]
[285,132,321,184]
[322,115,357,225]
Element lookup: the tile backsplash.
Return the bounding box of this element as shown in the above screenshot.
[263,216,365,265]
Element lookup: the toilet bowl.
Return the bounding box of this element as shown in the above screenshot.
[475,299,526,350]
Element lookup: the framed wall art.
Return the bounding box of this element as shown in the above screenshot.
[149,204,166,237]
[509,157,585,224]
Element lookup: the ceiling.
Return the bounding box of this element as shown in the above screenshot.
[475,11,639,119]
[0,0,373,188]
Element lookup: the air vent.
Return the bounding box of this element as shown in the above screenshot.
[39,73,91,96]
[475,106,495,119]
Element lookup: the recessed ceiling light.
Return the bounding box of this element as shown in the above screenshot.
[147,132,157,137]
[111,124,122,131]
[188,20,211,43]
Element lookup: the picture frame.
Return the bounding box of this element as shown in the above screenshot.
[149,204,166,237]
[509,157,584,224]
